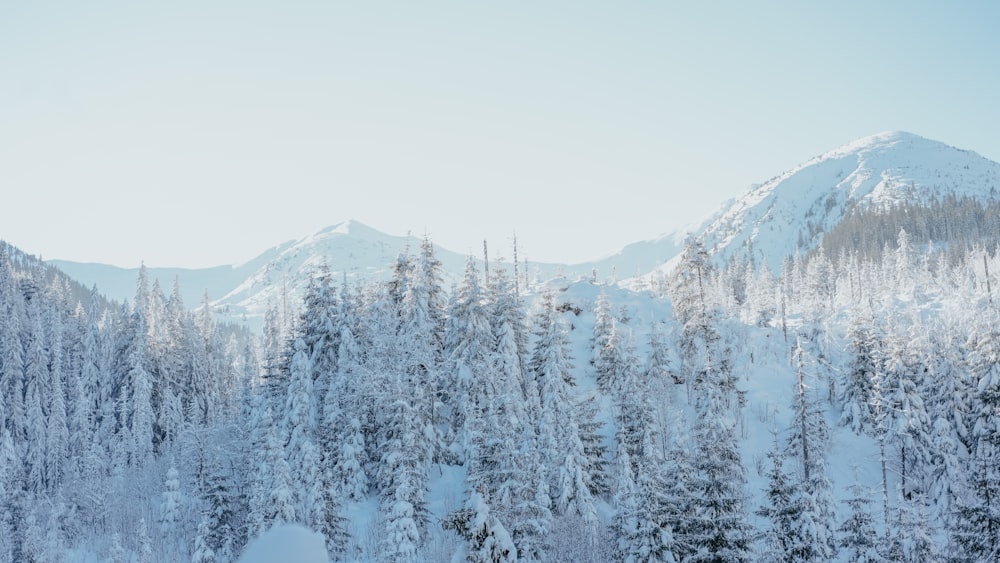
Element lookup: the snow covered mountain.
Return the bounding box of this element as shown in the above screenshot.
[673,131,1000,273]
[50,220,678,325]
[211,220,476,323]
[51,132,1000,322]
[49,259,266,313]
[10,132,1000,561]
[53,220,469,322]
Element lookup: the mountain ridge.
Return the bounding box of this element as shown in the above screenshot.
[674,130,1000,273]
[47,132,1000,320]
[49,219,673,321]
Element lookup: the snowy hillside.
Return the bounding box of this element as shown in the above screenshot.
[669,131,1000,273]
[49,219,685,327]
[11,231,998,561]
[48,133,1000,324]
[584,228,690,282]
[7,171,1000,559]
[49,221,413,311]
[13,131,1000,561]
[50,221,478,324]
[210,220,461,323]
[48,260,265,313]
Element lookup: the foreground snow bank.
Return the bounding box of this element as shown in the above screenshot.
[237,524,329,563]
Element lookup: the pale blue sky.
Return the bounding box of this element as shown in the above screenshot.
[2,1,999,267]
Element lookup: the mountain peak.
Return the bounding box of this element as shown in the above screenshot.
[316,219,380,237]
[685,132,1000,272]
[818,130,946,161]
[854,129,921,144]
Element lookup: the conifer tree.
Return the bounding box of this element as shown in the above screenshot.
[1,289,26,446]
[839,306,879,434]
[576,393,611,497]
[197,456,239,562]
[445,491,517,563]
[0,427,19,561]
[615,335,668,558]
[191,514,216,563]
[261,301,286,397]
[320,464,352,559]
[685,403,751,562]
[784,338,838,560]
[503,436,552,562]
[882,327,933,502]
[334,417,369,501]
[870,366,893,539]
[158,278,190,445]
[137,517,153,563]
[446,257,496,455]
[298,266,339,425]
[299,440,328,536]
[23,303,49,494]
[488,264,536,434]
[398,237,448,465]
[613,328,658,476]
[591,291,613,363]
[757,444,816,562]
[594,316,625,394]
[614,446,677,563]
[378,367,431,556]
[645,320,674,384]
[66,309,95,486]
[684,349,750,562]
[949,308,1000,561]
[838,480,887,563]
[529,292,596,522]
[887,490,937,563]
[160,465,183,534]
[662,436,696,562]
[127,311,155,467]
[923,327,971,522]
[670,247,751,562]
[284,337,318,502]
[252,404,297,532]
[43,306,69,490]
[323,281,371,503]
[245,402,280,537]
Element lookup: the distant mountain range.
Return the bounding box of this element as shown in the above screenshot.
[48,131,1000,325]
[50,220,688,326]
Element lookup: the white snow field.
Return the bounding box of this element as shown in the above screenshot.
[237,525,329,563]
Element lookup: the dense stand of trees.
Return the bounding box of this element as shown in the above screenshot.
[648,226,1000,562]
[4,215,1000,561]
[819,195,1000,262]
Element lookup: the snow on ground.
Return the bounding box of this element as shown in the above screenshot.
[237,524,329,563]
[57,275,894,563]
[552,278,888,543]
[634,131,1000,279]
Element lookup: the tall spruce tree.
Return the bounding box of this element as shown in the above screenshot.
[528,292,597,523]
[757,443,816,562]
[838,480,887,563]
[949,307,1000,561]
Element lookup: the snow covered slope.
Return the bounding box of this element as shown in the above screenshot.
[48,260,267,312]
[49,132,1000,321]
[236,525,329,563]
[48,220,692,323]
[212,220,477,322]
[679,131,1000,273]
[584,228,690,281]
[48,220,660,325]
[49,221,468,319]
